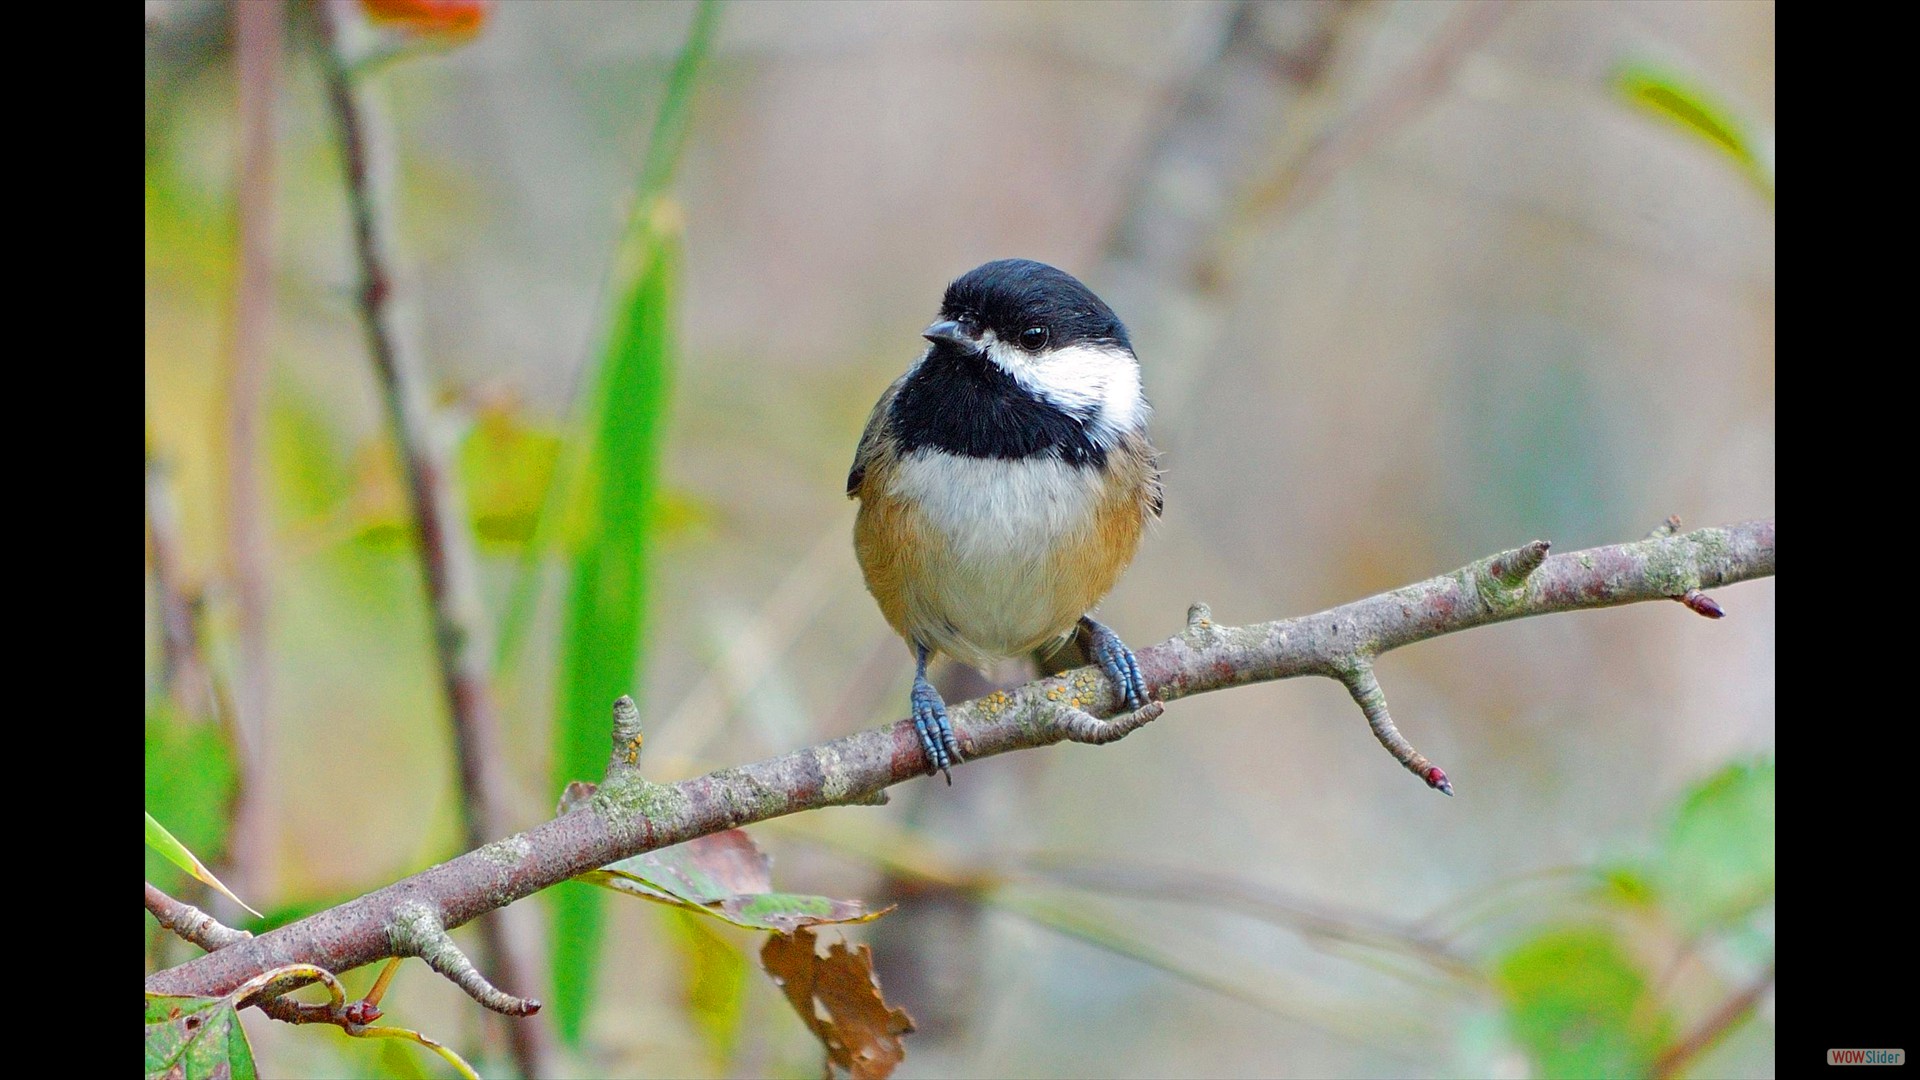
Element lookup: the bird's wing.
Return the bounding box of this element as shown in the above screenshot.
[846,371,909,498]
[1129,434,1165,518]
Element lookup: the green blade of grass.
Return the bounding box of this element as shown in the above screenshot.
[145,812,261,918]
[1614,62,1773,197]
[547,219,678,1044]
[543,1,722,1044]
[493,0,722,684]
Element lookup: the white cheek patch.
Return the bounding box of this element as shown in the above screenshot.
[985,339,1149,445]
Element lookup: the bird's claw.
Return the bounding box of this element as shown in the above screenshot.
[910,674,964,783]
[1083,616,1150,711]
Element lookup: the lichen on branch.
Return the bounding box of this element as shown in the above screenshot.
[146,518,1775,1002]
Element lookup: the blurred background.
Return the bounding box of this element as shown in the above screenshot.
[145,1,1775,1076]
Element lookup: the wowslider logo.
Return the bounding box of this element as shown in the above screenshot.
[1828,1049,1905,1065]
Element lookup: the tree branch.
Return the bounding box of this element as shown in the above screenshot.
[1244,0,1515,219]
[147,882,254,953]
[223,0,282,906]
[317,0,521,864]
[1652,957,1775,1079]
[315,0,552,1069]
[146,518,1775,1002]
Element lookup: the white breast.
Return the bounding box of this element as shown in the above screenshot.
[886,450,1107,665]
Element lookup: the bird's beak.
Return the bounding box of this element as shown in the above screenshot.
[923,319,983,352]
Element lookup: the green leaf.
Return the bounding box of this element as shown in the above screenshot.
[144,701,238,887]
[544,3,723,1043]
[1496,926,1671,1079]
[351,1026,483,1080]
[1595,865,1657,909]
[146,812,261,918]
[663,908,750,1066]
[580,830,892,933]
[376,1038,435,1080]
[585,874,892,933]
[458,404,562,549]
[724,892,890,931]
[1651,758,1775,932]
[268,390,355,521]
[1614,62,1772,194]
[615,826,772,902]
[145,994,258,1080]
[144,155,236,299]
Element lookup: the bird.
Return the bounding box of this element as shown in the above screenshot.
[846,258,1164,781]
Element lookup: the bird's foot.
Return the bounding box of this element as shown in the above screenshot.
[1082,615,1150,711]
[910,673,964,783]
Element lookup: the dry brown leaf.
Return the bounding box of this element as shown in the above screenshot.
[762,927,916,1080]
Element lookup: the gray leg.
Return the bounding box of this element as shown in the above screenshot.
[910,642,964,782]
[1081,615,1149,711]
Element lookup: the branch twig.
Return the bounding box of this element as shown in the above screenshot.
[315,1,551,1069]
[223,0,282,908]
[146,518,1775,1001]
[1096,0,1359,417]
[221,960,484,1080]
[147,882,253,953]
[391,903,541,1017]
[146,444,213,718]
[317,0,520,846]
[1650,516,1728,618]
[1336,660,1451,795]
[1245,0,1516,219]
[1652,958,1775,1079]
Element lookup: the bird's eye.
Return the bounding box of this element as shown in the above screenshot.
[1019,326,1050,351]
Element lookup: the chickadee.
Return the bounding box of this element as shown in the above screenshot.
[847,259,1163,781]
